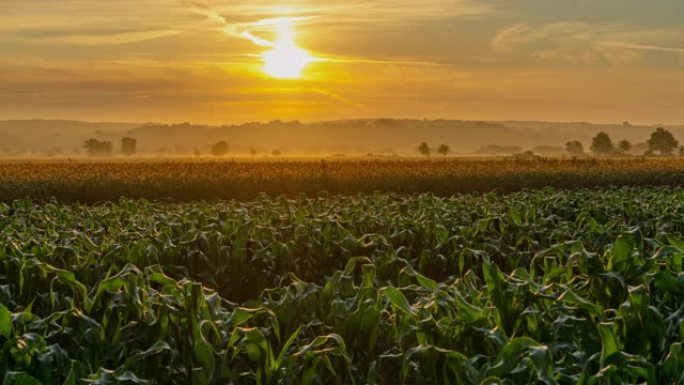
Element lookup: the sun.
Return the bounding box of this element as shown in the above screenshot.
[263,44,310,79]
[262,20,311,79]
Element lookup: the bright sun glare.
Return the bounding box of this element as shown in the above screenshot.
[263,20,311,79]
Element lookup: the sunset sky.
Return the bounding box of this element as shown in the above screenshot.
[2,0,683,124]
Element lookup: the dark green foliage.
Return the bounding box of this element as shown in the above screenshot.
[437,144,450,156]
[418,142,430,157]
[121,138,137,156]
[648,127,679,156]
[565,140,584,155]
[211,141,229,157]
[83,139,113,157]
[590,132,614,155]
[618,139,631,154]
[1,187,684,383]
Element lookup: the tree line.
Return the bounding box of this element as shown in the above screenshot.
[82,138,283,157]
[417,142,451,157]
[85,126,679,158]
[83,138,233,157]
[416,127,681,157]
[84,137,137,157]
[568,127,680,156]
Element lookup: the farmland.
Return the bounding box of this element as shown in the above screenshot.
[2,186,684,384]
[1,157,684,202]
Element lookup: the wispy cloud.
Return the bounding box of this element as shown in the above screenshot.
[186,0,491,40]
[492,21,684,65]
[41,30,183,45]
[597,41,684,54]
[312,89,364,108]
[492,23,529,48]
[185,2,275,47]
[317,56,451,67]
[185,2,459,69]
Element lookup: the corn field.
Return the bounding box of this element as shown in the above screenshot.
[1,158,684,202]
[1,187,684,384]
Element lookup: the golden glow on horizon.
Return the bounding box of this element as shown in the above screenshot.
[262,19,311,79]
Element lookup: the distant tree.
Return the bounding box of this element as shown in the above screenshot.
[84,139,112,156]
[565,141,584,156]
[618,139,631,154]
[590,132,614,155]
[121,137,137,156]
[249,148,257,157]
[272,149,281,156]
[679,147,684,157]
[211,141,229,157]
[648,127,679,156]
[84,139,98,156]
[437,144,450,156]
[193,148,201,157]
[418,142,431,157]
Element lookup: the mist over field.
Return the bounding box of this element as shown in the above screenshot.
[1,118,682,156]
